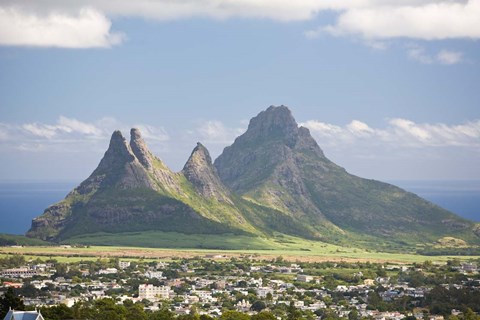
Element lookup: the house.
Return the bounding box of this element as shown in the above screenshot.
[296,274,313,282]
[145,271,163,279]
[3,309,45,320]
[0,268,37,278]
[98,268,118,275]
[364,279,375,286]
[138,284,172,300]
[256,287,274,298]
[461,263,478,273]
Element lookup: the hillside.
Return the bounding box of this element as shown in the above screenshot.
[214,106,480,248]
[26,106,480,251]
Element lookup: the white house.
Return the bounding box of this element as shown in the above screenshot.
[138,284,171,301]
[3,309,45,320]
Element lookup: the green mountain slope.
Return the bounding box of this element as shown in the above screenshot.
[26,127,307,243]
[26,106,480,250]
[214,106,480,247]
[26,130,256,241]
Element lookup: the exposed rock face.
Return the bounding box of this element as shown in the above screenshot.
[214,106,327,220]
[27,106,479,248]
[27,130,158,240]
[215,105,477,244]
[182,143,233,204]
[244,105,299,147]
[129,128,182,194]
[27,129,256,241]
[76,130,155,193]
[130,128,155,170]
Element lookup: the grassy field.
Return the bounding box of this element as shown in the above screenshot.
[1,231,478,264]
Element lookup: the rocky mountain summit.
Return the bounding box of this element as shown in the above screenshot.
[182,143,233,204]
[27,106,480,249]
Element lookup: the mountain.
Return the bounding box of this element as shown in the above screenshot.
[27,106,480,250]
[214,106,480,248]
[26,129,258,241]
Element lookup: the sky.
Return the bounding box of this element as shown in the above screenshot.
[0,0,479,182]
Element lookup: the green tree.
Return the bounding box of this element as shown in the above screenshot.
[220,310,250,320]
[252,311,276,320]
[93,298,127,320]
[349,309,359,320]
[0,287,25,318]
[149,307,175,320]
[39,304,73,320]
[287,302,302,320]
[124,300,148,320]
[464,308,480,320]
[251,301,267,312]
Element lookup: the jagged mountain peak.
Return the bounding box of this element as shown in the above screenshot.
[214,105,322,194]
[27,106,478,249]
[93,130,136,175]
[244,105,299,144]
[107,130,135,160]
[188,142,212,165]
[183,142,232,203]
[130,127,155,170]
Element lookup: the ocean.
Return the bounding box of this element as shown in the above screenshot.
[0,180,479,235]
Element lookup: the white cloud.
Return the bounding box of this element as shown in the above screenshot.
[301,118,480,180]
[347,120,375,136]
[22,116,104,139]
[1,116,169,152]
[302,118,480,148]
[22,123,58,139]
[132,124,169,142]
[406,45,464,65]
[0,6,123,48]
[195,120,245,145]
[389,118,432,143]
[0,0,361,22]
[407,45,434,64]
[1,0,478,48]
[437,50,463,65]
[0,125,8,141]
[57,116,103,135]
[322,0,480,40]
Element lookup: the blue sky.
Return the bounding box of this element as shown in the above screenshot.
[0,0,479,182]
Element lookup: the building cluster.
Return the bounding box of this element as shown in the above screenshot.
[0,256,479,319]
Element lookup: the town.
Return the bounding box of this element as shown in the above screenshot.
[0,252,479,320]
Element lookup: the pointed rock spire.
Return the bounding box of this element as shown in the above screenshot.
[182,142,232,203]
[244,105,299,146]
[75,130,156,194]
[130,128,154,170]
[128,128,183,193]
[96,130,136,172]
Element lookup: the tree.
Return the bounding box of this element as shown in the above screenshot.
[93,298,127,320]
[0,287,25,318]
[19,283,39,298]
[265,292,273,303]
[348,309,359,320]
[124,301,148,320]
[220,310,250,320]
[252,311,276,320]
[251,301,267,312]
[149,307,175,320]
[287,302,302,320]
[464,308,480,320]
[39,304,74,320]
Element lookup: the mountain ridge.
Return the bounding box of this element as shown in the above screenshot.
[26,106,480,250]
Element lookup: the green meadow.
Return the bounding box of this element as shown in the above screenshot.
[1,231,478,264]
